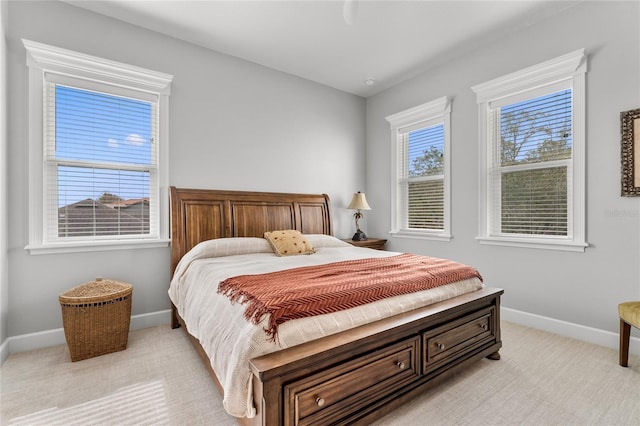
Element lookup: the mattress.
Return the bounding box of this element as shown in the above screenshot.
[168,234,484,418]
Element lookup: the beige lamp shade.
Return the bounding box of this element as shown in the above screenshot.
[347,192,371,211]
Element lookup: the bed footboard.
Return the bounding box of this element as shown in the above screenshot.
[245,287,503,426]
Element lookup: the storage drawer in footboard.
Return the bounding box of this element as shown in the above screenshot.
[422,306,497,373]
[284,336,420,426]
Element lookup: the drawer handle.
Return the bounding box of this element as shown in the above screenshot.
[481,324,488,330]
[436,343,445,350]
[396,361,406,370]
[315,397,325,407]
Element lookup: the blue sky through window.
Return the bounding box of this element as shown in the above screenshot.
[499,89,572,164]
[55,85,153,207]
[408,124,444,177]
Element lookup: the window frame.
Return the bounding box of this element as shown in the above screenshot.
[472,49,588,252]
[23,39,173,254]
[386,96,452,241]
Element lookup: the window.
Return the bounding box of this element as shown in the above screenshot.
[24,40,173,254]
[386,97,451,241]
[472,49,587,251]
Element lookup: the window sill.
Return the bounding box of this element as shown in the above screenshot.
[25,239,170,255]
[476,236,588,252]
[390,230,453,242]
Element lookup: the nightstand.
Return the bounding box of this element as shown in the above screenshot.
[342,238,387,250]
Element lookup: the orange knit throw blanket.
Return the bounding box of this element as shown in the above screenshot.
[218,253,482,341]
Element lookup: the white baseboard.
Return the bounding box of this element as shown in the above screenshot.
[0,309,171,365]
[2,307,639,366]
[502,307,640,356]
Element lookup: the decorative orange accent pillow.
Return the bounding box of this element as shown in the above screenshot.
[264,230,315,256]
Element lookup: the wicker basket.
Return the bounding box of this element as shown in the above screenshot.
[59,278,132,362]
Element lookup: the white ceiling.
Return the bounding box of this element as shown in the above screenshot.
[64,0,579,97]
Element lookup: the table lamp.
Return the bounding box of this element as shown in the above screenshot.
[347,191,371,241]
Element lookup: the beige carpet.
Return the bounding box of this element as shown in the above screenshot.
[1,321,639,426]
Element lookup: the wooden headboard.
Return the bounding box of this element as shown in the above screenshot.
[169,187,333,274]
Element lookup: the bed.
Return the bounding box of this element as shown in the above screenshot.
[169,186,503,426]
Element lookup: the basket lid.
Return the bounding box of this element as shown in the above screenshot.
[59,277,132,301]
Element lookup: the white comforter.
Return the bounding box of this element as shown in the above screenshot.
[168,235,483,418]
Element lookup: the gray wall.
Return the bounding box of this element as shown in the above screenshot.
[1,0,8,346]
[5,1,365,337]
[366,1,640,335]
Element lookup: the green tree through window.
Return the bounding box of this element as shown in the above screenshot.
[498,90,572,236]
[406,124,445,230]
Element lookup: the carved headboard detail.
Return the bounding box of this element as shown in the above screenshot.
[169,187,333,274]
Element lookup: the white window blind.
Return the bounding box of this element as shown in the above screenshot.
[386,96,451,241]
[490,89,572,237]
[400,124,445,230]
[47,83,159,240]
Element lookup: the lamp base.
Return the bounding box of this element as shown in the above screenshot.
[351,231,368,241]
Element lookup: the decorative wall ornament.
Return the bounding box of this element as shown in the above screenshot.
[621,108,640,196]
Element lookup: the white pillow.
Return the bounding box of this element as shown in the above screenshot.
[190,237,273,259]
[173,237,274,281]
[304,234,352,248]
